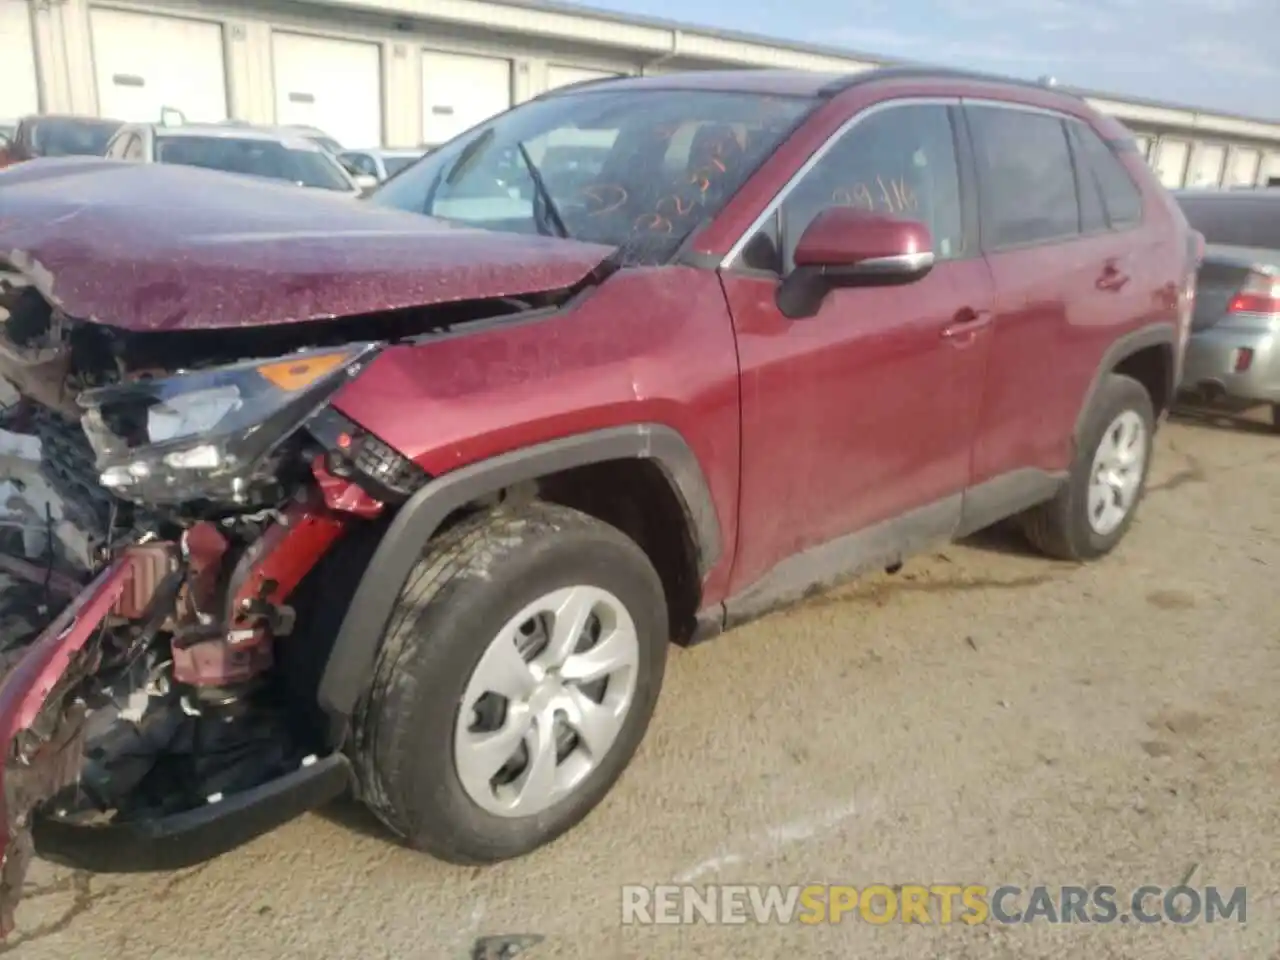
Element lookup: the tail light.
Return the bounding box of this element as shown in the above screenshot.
[1227,272,1280,315]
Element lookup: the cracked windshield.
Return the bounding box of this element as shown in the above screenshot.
[0,0,1276,957]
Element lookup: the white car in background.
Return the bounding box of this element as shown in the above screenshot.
[212,119,345,156]
[337,147,428,187]
[102,122,363,196]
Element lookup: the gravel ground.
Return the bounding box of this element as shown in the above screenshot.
[4,411,1279,960]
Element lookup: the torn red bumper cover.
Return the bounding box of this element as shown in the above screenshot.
[0,538,352,937]
[0,555,136,937]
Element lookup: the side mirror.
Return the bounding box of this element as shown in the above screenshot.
[353,173,379,190]
[777,207,935,319]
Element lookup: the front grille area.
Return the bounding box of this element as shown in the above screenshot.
[0,402,158,569]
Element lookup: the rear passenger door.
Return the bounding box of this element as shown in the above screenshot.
[963,102,1136,487]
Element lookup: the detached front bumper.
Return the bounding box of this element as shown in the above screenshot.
[0,550,351,937]
[0,557,134,937]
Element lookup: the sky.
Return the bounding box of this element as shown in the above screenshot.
[575,0,1280,121]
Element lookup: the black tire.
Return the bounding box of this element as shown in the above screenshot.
[351,499,668,864]
[1270,403,1280,434]
[1019,373,1155,561]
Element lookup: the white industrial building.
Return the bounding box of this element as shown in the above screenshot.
[3,0,1280,189]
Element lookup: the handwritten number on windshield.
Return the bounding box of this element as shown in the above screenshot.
[582,184,628,215]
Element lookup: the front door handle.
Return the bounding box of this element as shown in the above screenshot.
[942,307,993,343]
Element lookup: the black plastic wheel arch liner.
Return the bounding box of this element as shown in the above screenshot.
[1075,322,1177,439]
[315,423,721,744]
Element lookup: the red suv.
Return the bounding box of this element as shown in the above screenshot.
[0,67,1195,934]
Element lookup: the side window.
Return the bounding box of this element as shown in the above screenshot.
[967,105,1079,249]
[770,103,965,273]
[1070,123,1144,229]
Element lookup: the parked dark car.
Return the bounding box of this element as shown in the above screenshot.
[0,114,123,169]
[0,66,1196,937]
[1174,188,1280,430]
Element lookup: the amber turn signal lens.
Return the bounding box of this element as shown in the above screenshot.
[256,352,350,391]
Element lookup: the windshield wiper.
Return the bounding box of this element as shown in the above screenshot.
[516,141,570,240]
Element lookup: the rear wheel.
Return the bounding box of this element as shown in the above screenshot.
[352,500,668,864]
[1270,403,1280,434]
[1020,373,1155,561]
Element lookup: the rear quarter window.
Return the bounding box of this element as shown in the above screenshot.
[1070,122,1143,229]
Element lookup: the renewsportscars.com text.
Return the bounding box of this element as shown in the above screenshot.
[621,884,1247,925]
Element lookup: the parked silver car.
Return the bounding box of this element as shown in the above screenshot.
[102,122,363,196]
[1175,188,1280,430]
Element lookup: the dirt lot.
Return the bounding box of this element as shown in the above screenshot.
[5,411,1279,960]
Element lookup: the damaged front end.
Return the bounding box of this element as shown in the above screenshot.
[0,281,431,935]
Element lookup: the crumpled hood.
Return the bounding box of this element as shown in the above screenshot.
[0,158,615,332]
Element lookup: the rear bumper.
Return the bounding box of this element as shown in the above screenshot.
[33,752,352,873]
[1177,324,1280,405]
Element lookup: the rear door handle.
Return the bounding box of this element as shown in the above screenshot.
[1098,259,1130,291]
[942,307,993,342]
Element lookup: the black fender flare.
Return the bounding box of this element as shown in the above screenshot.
[1073,322,1177,442]
[315,423,721,739]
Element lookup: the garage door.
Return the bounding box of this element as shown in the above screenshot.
[421,50,511,146]
[1224,147,1260,188]
[1259,152,1280,187]
[1185,142,1226,188]
[272,32,382,150]
[1152,139,1190,188]
[0,0,39,118]
[546,65,621,92]
[90,9,227,123]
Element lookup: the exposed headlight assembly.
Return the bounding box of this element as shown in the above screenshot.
[78,342,381,505]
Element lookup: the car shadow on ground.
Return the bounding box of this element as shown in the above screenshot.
[1168,404,1277,437]
[957,520,1036,557]
[314,794,400,843]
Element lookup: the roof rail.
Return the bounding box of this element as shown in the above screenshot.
[534,74,628,98]
[816,65,1085,100]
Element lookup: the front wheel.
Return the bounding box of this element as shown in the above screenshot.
[352,500,669,864]
[1019,373,1155,561]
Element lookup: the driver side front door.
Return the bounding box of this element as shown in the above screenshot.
[717,98,997,613]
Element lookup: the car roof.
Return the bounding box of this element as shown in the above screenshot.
[1174,187,1280,205]
[343,147,424,157]
[19,113,123,127]
[152,123,326,150]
